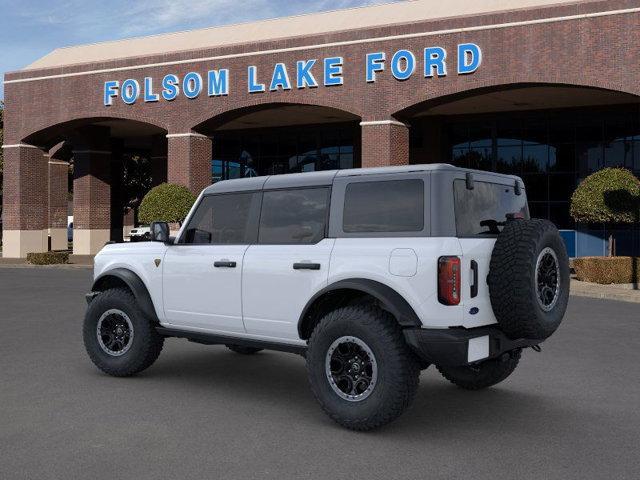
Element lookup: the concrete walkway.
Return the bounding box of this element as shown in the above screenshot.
[571,278,640,304]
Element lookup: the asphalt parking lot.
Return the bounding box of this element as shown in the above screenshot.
[1,267,639,480]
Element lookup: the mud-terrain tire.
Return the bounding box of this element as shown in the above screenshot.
[83,288,164,376]
[488,219,570,340]
[437,349,521,390]
[226,344,263,355]
[306,305,420,431]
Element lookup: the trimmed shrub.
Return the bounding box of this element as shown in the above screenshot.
[27,251,69,265]
[570,168,640,224]
[573,256,640,284]
[138,183,197,225]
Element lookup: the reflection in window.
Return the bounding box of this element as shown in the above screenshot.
[443,106,640,229]
[211,123,358,182]
[182,193,260,245]
[259,188,329,244]
[343,180,424,233]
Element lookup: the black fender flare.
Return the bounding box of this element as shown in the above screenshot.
[91,268,159,322]
[297,279,422,338]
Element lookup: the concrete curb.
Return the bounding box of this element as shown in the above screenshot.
[570,279,640,304]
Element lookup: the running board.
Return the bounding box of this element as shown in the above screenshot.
[156,327,307,355]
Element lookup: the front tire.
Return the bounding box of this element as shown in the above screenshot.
[306,305,420,431]
[436,349,521,390]
[83,288,164,377]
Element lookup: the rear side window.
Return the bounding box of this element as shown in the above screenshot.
[182,192,260,244]
[343,179,424,233]
[259,188,330,244]
[454,180,529,236]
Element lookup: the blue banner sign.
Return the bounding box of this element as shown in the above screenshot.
[104,43,481,106]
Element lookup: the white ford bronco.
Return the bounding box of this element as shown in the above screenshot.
[84,164,569,430]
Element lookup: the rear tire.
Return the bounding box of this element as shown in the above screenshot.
[306,305,420,431]
[437,349,521,390]
[83,288,164,377]
[226,344,263,355]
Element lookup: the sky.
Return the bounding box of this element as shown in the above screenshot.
[0,0,398,100]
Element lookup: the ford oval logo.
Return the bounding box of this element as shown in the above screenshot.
[469,307,479,315]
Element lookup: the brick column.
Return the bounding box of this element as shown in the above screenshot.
[167,133,212,194]
[48,159,69,251]
[72,149,112,255]
[360,120,410,168]
[1,144,49,258]
[150,134,168,187]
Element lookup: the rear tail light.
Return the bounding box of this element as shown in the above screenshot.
[438,256,461,306]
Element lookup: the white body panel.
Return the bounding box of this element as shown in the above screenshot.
[328,237,489,329]
[242,239,335,340]
[162,245,248,333]
[92,235,500,341]
[458,238,499,327]
[93,242,168,321]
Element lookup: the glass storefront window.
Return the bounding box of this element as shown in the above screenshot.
[211,122,359,183]
[440,104,640,229]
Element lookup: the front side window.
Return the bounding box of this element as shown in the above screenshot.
[259,188,330,244]
[182,192,260,244]
[454,180,529,236]
[343,179,424,233]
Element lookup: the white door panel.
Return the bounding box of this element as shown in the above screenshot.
[242,239,335,339]
[162,245,248,333]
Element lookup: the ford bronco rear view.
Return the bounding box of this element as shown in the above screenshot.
[83,164,570,430]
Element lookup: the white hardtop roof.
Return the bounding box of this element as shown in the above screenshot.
[203,163,521,194]
[25,0,585,70]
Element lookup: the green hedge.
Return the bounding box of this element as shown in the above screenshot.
[570,168,640,224]
[27,251,69,265]
[138,183,197,225]
[573,256,640,284]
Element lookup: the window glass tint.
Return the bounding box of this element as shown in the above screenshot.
[259,188,329,244]
[182,193,259,244]
[454,180,529,236]
[343,179,424,233]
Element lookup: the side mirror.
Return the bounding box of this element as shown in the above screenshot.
[150,221,170,243]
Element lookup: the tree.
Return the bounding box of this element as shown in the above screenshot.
[570,167,640,255]
[138,183,196,225]
[120,153,152,224]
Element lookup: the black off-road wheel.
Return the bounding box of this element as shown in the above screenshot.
[437,349,521,390]
[306,305,420,431]
[226,344,263,355]
[83,288,164,377]
[488,219,570,340]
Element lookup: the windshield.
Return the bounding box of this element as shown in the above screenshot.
[453,179,529,237]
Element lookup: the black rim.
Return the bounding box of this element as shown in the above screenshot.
[536,247,560,311]
[96,309,134,356]
[325,336,378,402]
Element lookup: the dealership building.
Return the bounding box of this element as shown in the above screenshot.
[2,0,640,257]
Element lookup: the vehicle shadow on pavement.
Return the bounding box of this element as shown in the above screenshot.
[112,343,571,435]
[393,378,570,436]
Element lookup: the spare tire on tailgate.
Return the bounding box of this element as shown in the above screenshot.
[488,219,570,340]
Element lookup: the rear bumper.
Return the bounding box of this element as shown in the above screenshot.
[403,326,541,367]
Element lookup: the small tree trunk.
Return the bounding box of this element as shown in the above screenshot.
[608,234,614,257]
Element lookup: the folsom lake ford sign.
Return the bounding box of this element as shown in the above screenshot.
[103,43,482,106]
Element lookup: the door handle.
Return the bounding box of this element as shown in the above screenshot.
[293,262,321,270]
[470,260,479,298]
[214,260,237,268]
